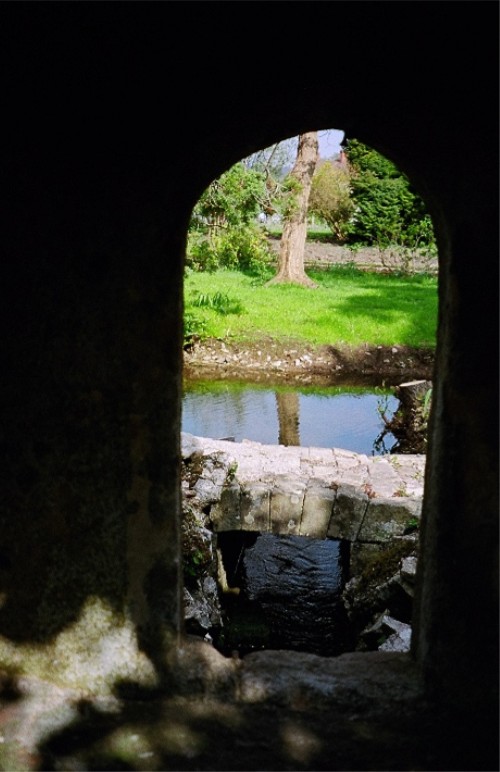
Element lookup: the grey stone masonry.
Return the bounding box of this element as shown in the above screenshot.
[182,434,425,544]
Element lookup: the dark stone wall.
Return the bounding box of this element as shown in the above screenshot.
[0,0,497,726]
[412,193,499,711]
[0,133,187,670]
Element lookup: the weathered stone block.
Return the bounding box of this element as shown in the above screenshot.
[242,534,347,656]
[307,464,339,483]
[328,484,368,540]
[240,482,271,531]
[270,477,306,534]
[300,448,337,479]
[357,497,421,542]
[367,457,404,498]
[210,484,241,531]
[300,482,336,538]
[193,477,224,507]
[267,450,302,477]
[206,458,232,488]
[334,450,369,487]
[337,466,370,488]
[387,456,426,497]
[400,555,418,596]
[361,612,412,653]
[335,448,368,486]
[181,432,204,459]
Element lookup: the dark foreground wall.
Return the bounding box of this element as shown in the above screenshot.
[0,1,497,761]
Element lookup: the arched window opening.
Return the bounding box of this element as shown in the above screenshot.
[181,129,438,661]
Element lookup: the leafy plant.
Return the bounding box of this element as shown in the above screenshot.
[422,387,433,419]
[227,461,238,481]
[404,516,420,534]
[183,548,207,579]
[192,291,244,315]
[183,311,207,348]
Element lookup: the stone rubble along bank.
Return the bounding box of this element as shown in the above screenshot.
[184,338,435,385]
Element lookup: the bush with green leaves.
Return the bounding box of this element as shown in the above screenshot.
[190,162,268,232]
[186,225,272,275]
[187,162,275,273]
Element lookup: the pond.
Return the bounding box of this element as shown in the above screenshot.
[182,380,400,455]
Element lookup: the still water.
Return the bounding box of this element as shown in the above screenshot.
[182,380,399,455]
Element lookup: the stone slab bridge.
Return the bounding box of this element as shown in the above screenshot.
[181,434,425,545]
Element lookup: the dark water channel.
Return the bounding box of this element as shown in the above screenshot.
[216,532,353,657]
[182,380,399,455]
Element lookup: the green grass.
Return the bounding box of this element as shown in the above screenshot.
[184,265,437,348]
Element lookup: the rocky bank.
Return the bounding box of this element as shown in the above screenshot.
[184,337,435,387]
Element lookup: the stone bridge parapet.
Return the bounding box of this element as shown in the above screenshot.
[181,434,425,544]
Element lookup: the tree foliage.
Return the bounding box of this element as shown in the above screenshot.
[187,162,273,274]
[344,139,436,252]
[309,160,355,241]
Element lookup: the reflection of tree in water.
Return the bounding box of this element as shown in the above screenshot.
[276,392,300,446]
[225,388,249,427]
[373,428,394,455]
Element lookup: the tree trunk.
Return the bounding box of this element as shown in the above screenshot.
[394,380,432,412]
[268,131,319,287]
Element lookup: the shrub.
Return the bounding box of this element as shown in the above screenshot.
[186,225,273,276]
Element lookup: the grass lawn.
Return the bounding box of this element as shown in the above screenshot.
[184,265,438,349]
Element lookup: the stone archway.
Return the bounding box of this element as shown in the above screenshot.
[0,4,497,768]
[183,110,497,714]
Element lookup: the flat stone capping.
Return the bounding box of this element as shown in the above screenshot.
[182,434,425,543]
